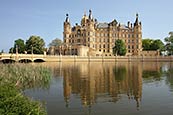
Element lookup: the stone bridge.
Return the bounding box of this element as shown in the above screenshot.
[0,53,62,63]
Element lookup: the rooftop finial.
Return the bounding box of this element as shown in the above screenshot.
[89,9,91,13]
[89,9,92,19]
[136,13,138,18]
[65,13,70,23]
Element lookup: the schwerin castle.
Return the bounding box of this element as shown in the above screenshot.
[49,10,159,56]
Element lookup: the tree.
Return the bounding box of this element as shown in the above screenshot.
[9,39,25,53]
[142,39,153,51]
[113,39,126,56]
[164,32,173,55]
[150,39,164,51]
[25,36,45,54]
[48,38,62,47]
[14,39,25,53]
[0,50,4,54]
[142,38,164,51]
[9,47,14,53]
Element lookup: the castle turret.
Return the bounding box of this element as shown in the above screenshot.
[134,13,142,32]
[63,14,71,45]
[81,12,88,27]
[133,13,142,54]
[86,10,95,48]
[87,10,95,30]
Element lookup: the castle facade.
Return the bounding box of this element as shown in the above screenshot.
[62,10,142,56]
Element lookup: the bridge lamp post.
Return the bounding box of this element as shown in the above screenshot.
[31,45,33,54]
[16,45,18,54]
[59,45,61,55]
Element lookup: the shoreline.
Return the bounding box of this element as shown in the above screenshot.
[1,55,173,63]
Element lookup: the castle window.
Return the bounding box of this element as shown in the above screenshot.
[136,39,138,43]
[103,44,105,48]
[136,45,138,49]
[77,29,81,37]
[108,44,110,48]
[128,45,130,49]
[128,34,130,38]
[132,45,134,49]
[99,44,101,48]
[128,40,130,43]
[136,34,139,38]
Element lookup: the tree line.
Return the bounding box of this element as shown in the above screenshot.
[5,32,173,56]
[9,36,46,54]
[142,32,173,55]
[9,36,62,54]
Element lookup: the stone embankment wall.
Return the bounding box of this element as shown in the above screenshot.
[45,55,173,62]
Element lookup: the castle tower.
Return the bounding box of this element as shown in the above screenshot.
[81,11,88,27]
[86,10,95,49]
[133,13,142,54]
[63,14,71,46]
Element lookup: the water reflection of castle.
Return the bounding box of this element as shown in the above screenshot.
[62,62,145,109]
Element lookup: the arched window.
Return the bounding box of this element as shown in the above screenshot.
[77,29,81,37]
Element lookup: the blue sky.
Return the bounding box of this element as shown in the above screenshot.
[0,0,173,52]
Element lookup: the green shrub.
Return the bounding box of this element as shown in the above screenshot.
[0,64,51,115]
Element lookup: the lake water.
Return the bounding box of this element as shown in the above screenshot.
[24,62,173,115]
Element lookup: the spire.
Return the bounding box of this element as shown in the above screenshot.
[65,13,70,23]
[134,13,139,26]
[84,11,86,17]
[89,9,93,20]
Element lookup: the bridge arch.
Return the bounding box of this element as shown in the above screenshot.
[1,59,15,63]
[34,59,45,62]
[18,59,32,63]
